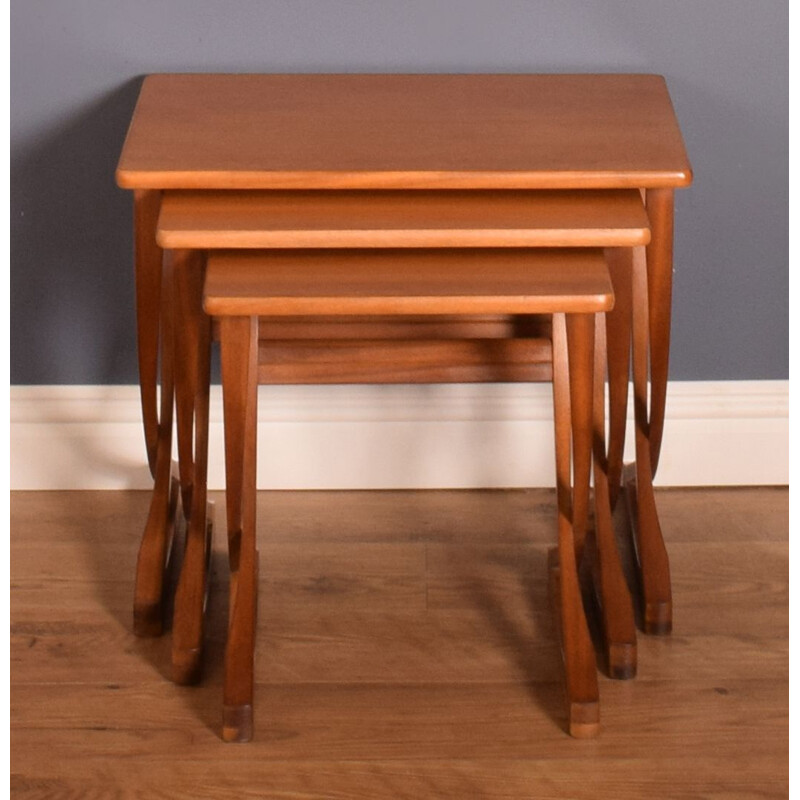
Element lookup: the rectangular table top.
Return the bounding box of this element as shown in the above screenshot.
[157,189,651,249]
[117,74,692,191]
[203,248,614,317]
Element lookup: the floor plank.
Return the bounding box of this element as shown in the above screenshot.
[10,488,789,799]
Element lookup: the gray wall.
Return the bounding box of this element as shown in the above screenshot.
[11,0,788,384]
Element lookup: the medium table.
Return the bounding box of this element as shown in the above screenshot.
[116,72,692,661]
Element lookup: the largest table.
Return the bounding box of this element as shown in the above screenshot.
[116,73,692,642]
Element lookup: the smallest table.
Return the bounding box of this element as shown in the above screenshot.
[203,246,614,740]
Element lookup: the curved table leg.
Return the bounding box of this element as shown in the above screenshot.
[172,250,214,684]
[173,248,199,522]
[220,315,260,743]
[133,449,179,637]
[589,313,637,678]
[605,192,676,637]
[604,247,633,511]
[132,228,179,637]
[549,313,599,738]
[133,190,163,479]
[626,244,672,634]
[645,188,675,476]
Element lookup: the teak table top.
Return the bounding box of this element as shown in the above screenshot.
[156,189,651,249]
[203,248,614,317]
[117,73,692,190]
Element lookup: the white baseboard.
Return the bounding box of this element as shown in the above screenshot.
[10,381,788,490]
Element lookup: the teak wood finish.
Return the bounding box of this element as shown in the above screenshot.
[223,314,554,385]
[117,74,691,190]
[171,249,214,684]
[130,228,177,637]
[116,73,692,738]
[203,247,614,740]
[160,188,650,688]
[203,248,617,317]
[157,189,651,249]
[161,186,649,387]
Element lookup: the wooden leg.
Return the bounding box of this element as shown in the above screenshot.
[550,313,599,738]
[644,188,675,477]
[133,452,179,637]
[173,249,199,522]
[566,313,594,564]
[590,314,637,678]
[628,245,672,634]
[172,251,214,684]
[133,189,163,479]
[133,244,178,637]
[604,247,633,510]
[220,315,259,742]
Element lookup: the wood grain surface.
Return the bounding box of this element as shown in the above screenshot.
[203,248,614,316]
[116,74,692,190]
[156,189,651,249]
[11,488,787,798]
[253,337,554,384]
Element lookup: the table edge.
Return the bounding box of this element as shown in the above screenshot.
[117,168,693,191]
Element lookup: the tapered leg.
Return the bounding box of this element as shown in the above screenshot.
[627,245,672,634]
[172,250,214,684]
[604,247,633,510]
[549,313,599,738]
[133,247,179,637]
[220,315,260,742]
[133,447,179,637]
[590,314,637,677]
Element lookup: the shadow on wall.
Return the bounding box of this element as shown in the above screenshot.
[11,78,144,385]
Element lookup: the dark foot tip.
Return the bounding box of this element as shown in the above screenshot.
[133,603,163,638]
[608,643,637,680]
[644,602,672,635]
[172,647,203,685]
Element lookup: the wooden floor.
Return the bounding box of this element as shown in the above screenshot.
[11,487,788,799]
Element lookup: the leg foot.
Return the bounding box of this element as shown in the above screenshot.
[172,503,215,684]
[548,548,600,738]
[222,704,254,743]
[222,551,258,742]
[622,463,672,635]
[585,532,637,679]
[607,642,637,680]
[133,471,179,637]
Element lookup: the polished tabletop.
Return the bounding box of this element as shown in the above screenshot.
[116,73,692,190]
[156,189,651,249]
